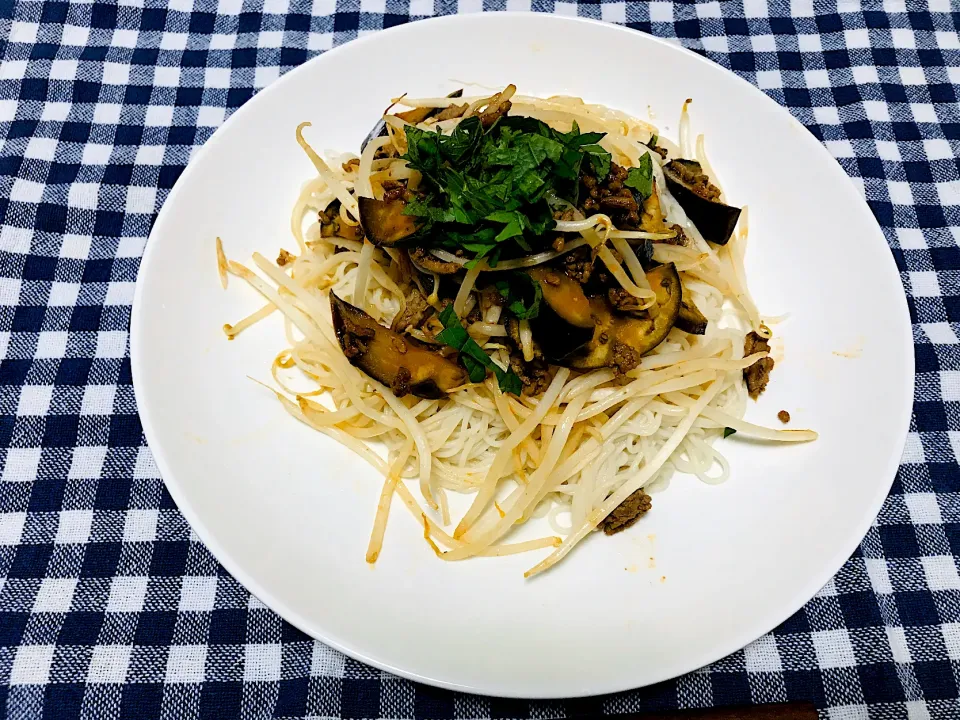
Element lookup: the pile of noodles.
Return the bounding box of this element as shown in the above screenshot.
[218,89,816,577]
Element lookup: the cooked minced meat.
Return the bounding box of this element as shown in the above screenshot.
[551,208,577,252]
[390,285,431,333]
[508,352,552,396]
[379,178,406,203]
[608,287,647,316]
[580,163,641,230]
[665,160,722,202]
[610,340,641,376]
[408,247,461,275]
[561,245,594,284]
[647,138,668,159]
[504,318,550,394]
[599,489,652,535]
[744,331,775,399]
[505,318,542,359]
[336,311,375,361]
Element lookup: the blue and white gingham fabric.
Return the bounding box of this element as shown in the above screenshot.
[0,1,958,718]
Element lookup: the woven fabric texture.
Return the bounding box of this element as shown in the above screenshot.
[1,1,958,718]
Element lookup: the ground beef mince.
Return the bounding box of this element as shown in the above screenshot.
[599,193,639,215]
[608,287,647,316]
[665,160,722,202]
[599,489,652,535]
[337,312,376,361]
[504,318,551,394]
[551,209,577,252]
[647,140,668,160]
[743,331,775,399]
[379,179,406,204]
[581,163,641,230]
[476,287,504,325]
[390,285,431,333]
[466,299,483,324]
[561,245,594,284]
[408,247,461,275]
[611,340,641,376]
[505,318,542,359]
[508,352,552,396]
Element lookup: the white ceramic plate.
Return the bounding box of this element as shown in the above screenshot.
[132,14,913,698]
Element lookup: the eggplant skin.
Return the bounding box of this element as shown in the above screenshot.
[527,268,593,328]
[527,269,599,362]
[676,299,708,335]
[530,303,595,364]
[663,160,741,246]
[357,197,419,247]
[330,294,467,399]
[529,264,683,372]
[635,239,655,270]
[569,263,682,371]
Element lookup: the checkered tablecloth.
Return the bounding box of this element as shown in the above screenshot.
[0,0,958,718]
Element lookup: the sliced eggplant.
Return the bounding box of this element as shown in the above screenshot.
[395,89,464,125]
[357,196,419,246]
[360,119,387,154]
[676,299,708,335]
[569,264,682,371]
[529,303,595,363]
[526,268,596,362]
[529,264,682,372]
[663,160,741,246]
[527,267,594,365]
[330,294,466,399]
[527,268,593,328]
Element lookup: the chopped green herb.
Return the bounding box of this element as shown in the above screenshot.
[435,305,523,394]
[581,143,611,179]
[648,133,659,147]
[401,116,612,266]
[625,153,654,200]
[435,305,469,348]
[723,427,737,438]
[497,369,523,396]
[494,272,542,320]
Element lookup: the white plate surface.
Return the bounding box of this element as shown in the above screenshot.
[132,14,913,698]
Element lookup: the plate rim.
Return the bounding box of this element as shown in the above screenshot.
[131,12,915,698]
